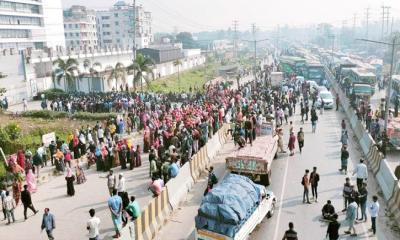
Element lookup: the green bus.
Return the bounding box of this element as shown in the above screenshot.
[348,68,377,95]
[279,56,307,77]
[307,61,325,85]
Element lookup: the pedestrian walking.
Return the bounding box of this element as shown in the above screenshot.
[336,94,339,111]
[87,208,101,240]
[353,159,368,190]
[311,108,318,133]
[326,213,340,240]
[302,169,311,204]
[342,177,353,212]
[108,189,122,238]
[4,191,16,224]
[65,167,75,196]
[340,130,348,146]
[204,167,218,196]
[41,208,56,240]
[288,131,296,156]
[369,195,380,235]
[21,184,38,220]
[339,145,349,174]
[297,128,304,153]
[117,173,126,198]
[344,198,358,237]
[358,182,368,222]
[282,222,298,240]
[310,167,320,202]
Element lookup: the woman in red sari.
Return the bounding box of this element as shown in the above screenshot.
[135,145,142,167]
[288,131,296,156]
[16,150,26,171]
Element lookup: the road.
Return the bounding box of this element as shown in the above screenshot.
[155,105,399,240]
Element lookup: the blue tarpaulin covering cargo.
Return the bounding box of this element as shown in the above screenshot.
[195,174,262,237]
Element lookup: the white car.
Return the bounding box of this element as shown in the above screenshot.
[317,90,334,109]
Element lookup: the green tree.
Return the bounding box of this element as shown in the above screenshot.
[83,59,102,92]
[127,54,155,91]
[53,58,79,91]
[173,59,183,91]
[176,32,199,49]
[105,62,126,91]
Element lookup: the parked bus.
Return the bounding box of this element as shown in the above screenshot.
[307,62,325,85]
[348,68,377,95]
[279,56,307,77]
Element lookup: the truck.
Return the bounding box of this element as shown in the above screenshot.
[195,132,278,240]
[195,174,276,240]
[270,71,284,87]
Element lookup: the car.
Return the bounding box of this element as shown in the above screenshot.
[317,86,328,93]
[317,90,334,109]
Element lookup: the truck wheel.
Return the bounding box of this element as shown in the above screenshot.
[267,202,275,218]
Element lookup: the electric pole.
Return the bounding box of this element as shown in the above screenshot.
[252,23,257,80]
[365,7,370,38]
[382,5,386,40]
[132,0,136,60]
[386,6,391,34]
[233,20,239,59]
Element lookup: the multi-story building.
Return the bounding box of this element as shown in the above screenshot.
[96,1,153,50]
[63,5,97,51]
[0,0,65,51]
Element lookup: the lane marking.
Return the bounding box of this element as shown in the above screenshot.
[272,153,290,240]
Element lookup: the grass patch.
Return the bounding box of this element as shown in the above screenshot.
[149,63,219,93]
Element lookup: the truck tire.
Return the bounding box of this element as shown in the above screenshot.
[267,202,275,218]
[260,174,270,186]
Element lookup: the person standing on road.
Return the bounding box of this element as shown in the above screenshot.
[1,187,6,220]
[336,94,339,111]
[344,198,358,237]
[353,159,368,190]
[369,195,380,235]
[358,182,368,222]
[342,178,353,212]
[4,191,16,224]
[108,189,122,239]
[21,184,38,220]
[288,131,296,156]
[311,107,318,133]
[297,128,305,153]
[282,222,298,240]
[65,167,75,196]
[339,145,349,174]
[302,169,311,204]
[326,213,340,240]
[41,208,55,240]
[87,208,100,240]
[117,173,126,198]
[340,130,348,146]
[310,167,320,202]
[106,170,116,196]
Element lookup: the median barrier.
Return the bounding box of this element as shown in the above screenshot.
[120,222,135,240]
[206,133,220,160]
[376,159,398,201]
[359,131,373,156]
[366,146,383,175]
[218,124,229,145]
[190,147,208,182]
[387,182,400,226]
[131,189,170,240]
[165,162,194,210]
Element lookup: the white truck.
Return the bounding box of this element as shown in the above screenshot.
[195,174,276,240]
[270,71,284,87]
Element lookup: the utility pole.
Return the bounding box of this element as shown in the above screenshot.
[386,6,391,34]
[365,7,370,38]
[233,20,239,59]
[252,23,257,80]
[132,0,137,60]
[382,5,386,40]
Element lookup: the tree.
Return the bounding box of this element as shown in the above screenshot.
[173,59,183,91]
[127,54,154,91]
[105,62,126,91]
[53,58,79,91]
[83,59,102,92]
[176,32,199,49]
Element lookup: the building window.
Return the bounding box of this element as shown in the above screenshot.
[64,24,66,28]
[115,21,119,26]
[75,24,78,28]
[114,13,118,17]
[75,33,79,37]
[101,16,110,20]
[117,39,120,43]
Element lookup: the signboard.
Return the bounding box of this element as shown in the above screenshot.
[260,122,274,136]
[42,132,56,147]
[226,158,268,174]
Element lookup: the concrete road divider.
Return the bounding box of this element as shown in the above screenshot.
[190,147,209,182]
[366,146,383,175]
[120,222,135,240]
[360,131,374,156]
[376,159,398,201]
[206,133,220,160]
[127,189,170,240]
[166,162,194,210]
[387,182,400,226]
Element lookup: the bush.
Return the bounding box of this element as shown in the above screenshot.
[73,112,118,121]
[21,110,68,119]
[36,88,68,100]
[3,123,22,140]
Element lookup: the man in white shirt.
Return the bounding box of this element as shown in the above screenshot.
[4,191,16,224]
[117,173,126,195]
[369,195,380,235]
[87,208,100,240]
[353,159,368,190]
[98,127,104,143]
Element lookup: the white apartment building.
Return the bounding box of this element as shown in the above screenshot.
[63,5,97,51]
[96,1,153,50]
[0,0,65,51]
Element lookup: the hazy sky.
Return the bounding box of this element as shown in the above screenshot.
[62,0,400,33]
